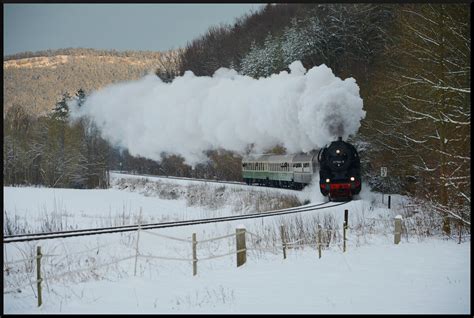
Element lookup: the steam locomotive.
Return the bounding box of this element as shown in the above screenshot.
[317,137,361,200]
[241,137,361,200]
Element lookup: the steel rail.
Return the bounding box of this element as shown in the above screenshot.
[111,170,247,186]
[111,171,304,190]
[3,201,329,240]
[3,201,348,243]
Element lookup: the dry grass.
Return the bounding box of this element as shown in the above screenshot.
[114,177,302,214]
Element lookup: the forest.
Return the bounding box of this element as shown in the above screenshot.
[3,4,470,230]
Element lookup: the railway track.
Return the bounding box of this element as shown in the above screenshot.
[3,201,349,244]
[110,171,299,191]
[111,170,246,185]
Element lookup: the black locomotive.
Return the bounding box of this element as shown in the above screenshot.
[317,137,361,200]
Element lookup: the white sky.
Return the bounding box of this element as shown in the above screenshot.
[3,4,265,56]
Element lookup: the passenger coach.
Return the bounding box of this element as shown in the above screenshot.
[242,153,317,189]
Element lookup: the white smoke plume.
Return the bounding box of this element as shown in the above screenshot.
[69,61,365,166]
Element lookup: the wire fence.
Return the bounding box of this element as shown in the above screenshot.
[4,211,470,307]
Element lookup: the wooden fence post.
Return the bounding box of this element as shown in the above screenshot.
[36,246,42,307]
[394,215,402,244]
[326,229,331,247]
[280,225,287,259]
[192,233,197,275]
[344,209,349,228]
[134,224,141,276]
[458,220,462,244]
[343,210,348,253]
[343,225,346,253]
[318,224,322,259]
[236,226,247,267]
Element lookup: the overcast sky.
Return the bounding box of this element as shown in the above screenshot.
[3,3,265,56]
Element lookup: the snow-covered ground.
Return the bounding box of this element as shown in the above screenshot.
[3,173,470,314]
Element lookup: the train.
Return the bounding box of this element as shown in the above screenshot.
[241,137,361,200]
[317,137,361,200]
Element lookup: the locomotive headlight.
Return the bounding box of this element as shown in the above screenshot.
[336,149,341,154]
[325,178,330,183]
[350,176,355,182]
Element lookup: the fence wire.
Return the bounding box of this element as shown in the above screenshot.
[197,233,236,243]
[198,248,247,261]
[4,253,59,268]
[6,217,468,300]
[138,254,193,262]
[43,255,136,283]
[141,230,192,243]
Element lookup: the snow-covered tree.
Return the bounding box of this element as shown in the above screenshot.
[371,4,470,232]
[51,92,71,121]
[240,41,267,78]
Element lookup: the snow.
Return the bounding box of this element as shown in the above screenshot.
[3,174,470,314]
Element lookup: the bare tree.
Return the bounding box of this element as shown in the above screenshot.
[370,4,470,232]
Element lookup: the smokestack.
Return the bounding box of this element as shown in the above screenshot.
[338,136,342,141]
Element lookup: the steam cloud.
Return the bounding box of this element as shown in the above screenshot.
[69,61,365,166]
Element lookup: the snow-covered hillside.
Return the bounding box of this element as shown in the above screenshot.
[3,173,470,314]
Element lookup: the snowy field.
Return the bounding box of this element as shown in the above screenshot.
[3,173,471,314]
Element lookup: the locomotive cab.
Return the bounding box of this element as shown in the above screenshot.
[318,137,361,201]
